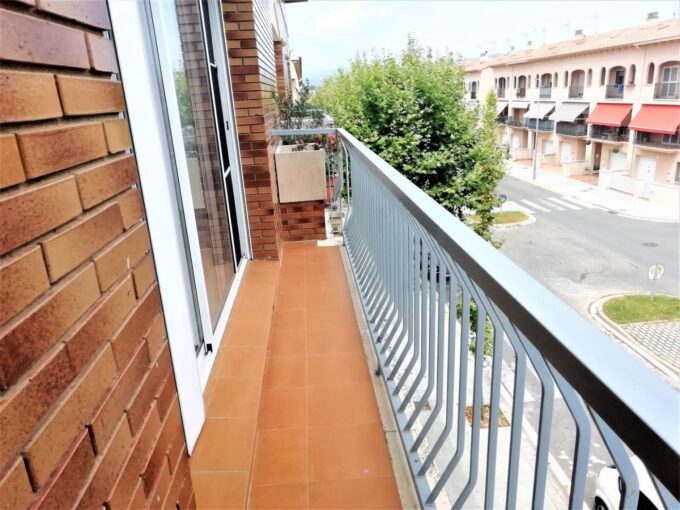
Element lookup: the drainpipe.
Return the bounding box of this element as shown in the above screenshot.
[532,91,541,180]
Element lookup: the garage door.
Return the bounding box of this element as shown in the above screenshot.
[561,143,573,163]
[638,156,656,182]
[610,151,627,171]
[543,140,554,155]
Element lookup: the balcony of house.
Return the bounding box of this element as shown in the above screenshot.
[653,82,680,100]
[568,85,585,99]
[605,84,625,100]
[507,116,525,128]
[525,118,554,131]
[590,125,630,143]
[470,91,478,100]
[190,127,679,510]
[539,86,552,99]
[556,121,588,137]
[635,131,680,151]
[497,115,509,125]
[515,87,526,98]
[496,88,506,99]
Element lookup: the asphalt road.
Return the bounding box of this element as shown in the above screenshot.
[496,175,679,317]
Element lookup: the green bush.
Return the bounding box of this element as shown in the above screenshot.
[315,38,505,242]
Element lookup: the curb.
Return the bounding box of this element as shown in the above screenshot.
[589,294,678,379]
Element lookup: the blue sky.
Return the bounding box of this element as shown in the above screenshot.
[285,0,680,84]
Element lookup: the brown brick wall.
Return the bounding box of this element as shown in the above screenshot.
[0,2,193,508]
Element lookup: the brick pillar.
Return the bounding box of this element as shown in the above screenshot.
[274,40,287,98]
[0,3,192,508]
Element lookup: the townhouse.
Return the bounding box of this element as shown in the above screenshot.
[465,13,680,206]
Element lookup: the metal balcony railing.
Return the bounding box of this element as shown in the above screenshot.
[515,87,526,98]
[568,84,584,99]
[270,127,679,510]
[635,133,680,150]
[525,118,554,131]
[556,122,587,137]
[654,82,679,100]
[539,86,552,98]
[605,84,624,99]
[591,126,629,142]
[507,116,523,127]
[496,88,506,98]
[496,116,508,125]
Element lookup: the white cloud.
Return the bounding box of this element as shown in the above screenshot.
[309,1,393,36]
[482,3,507,15]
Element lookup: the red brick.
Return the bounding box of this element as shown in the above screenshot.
[165,422,184,475]
[23,343,117,488]
[144,313,166,361]
[36,0,111,29]
[0,246,50,325]
[178,473,193,510]
[0,175,82,255]
[0,344,75,471]
[56,75,125,116]
[141,396,179,496]
[146,459,170,510]
[41,203,124,282]
[75,416,133,510]
[106,403,161,510]
[93,222,150,291]
[117,188,145,230]
[17,122,108,178]
[0,9,88,68]
[0,134,25,189]
[126,478,147,510]
[111,285,161,369]
[132,255,155,299]
[155,373,176,421]
[31,431,95,509]
[103,118,132,153]
[85,33,119,73]
[74,155,138,209]
[63,276,136,373]
[0,455,34,509]
[0,263,100,390]
[0,71,62,123]
[126,345,171,435]
[162,448,188,509]
[88,341,150,453]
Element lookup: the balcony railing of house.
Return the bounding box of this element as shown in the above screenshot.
[590,125,629,142]
[605,84,624,99]
[635,132,680,150]
[568,84,585,99]
[496,116,508,125]
[653,82,680,100]
[515,87,526,98]
[496,88,506,98]
[507,116,524,127]
[525,118,554,131]
[271,127,679,510]
[539,86,552,99]
[556,122,588,137]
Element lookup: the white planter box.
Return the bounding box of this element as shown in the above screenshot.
[275,144,326,203]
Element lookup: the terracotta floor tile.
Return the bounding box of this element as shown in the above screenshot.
[308,384,380,428]
[244,261,280,285]
[263,356,306,389]
[305,275,348,293]
[306,329,363,355]
[190,418,256,472]
[191,471,248,510]
[248,483,308,509]
[257,387,307,431]
[305,249,342,265]
[305,288,353,310]
[271,309,306,332]
[235,283,277,308]
[306,306,357,331]
[224,318,270,347]
[275,291,306,311]
[270,330,306,357]
[308,423,393,482]
[307,353,371,387]
[207,377,261,418]
[215,345,267,380]
[251,429,307,486]
[309,476,401,509]
[283,242,313,255]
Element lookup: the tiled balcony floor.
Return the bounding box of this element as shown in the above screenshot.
[190,242,401,509]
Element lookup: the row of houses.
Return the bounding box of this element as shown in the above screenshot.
[464,12,680,206]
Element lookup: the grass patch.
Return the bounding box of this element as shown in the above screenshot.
[468,210,529,225]
[603,295,680,324]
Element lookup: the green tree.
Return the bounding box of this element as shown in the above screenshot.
[315,38,505,242]
[174,70,193,127]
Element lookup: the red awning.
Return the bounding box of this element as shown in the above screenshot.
[628,105,680,135]
[586,103,633,127]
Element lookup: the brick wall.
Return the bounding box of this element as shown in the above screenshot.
[274,40,287,97]
[0,2,193,509]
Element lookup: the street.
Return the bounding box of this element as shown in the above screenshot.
[496,175,679,319]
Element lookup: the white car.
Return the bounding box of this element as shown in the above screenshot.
[594,457,664,510]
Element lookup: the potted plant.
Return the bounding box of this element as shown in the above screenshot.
[274,80,328,203]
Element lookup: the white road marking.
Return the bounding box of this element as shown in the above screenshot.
[540,198,565,211]
[504,200,533,214]
[520,199,550,212]
[559,195,606,210]
[547,197,581,210]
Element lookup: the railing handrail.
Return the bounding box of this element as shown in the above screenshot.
[270,126,680,496]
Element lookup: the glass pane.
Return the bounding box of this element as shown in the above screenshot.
[162,0,235,329]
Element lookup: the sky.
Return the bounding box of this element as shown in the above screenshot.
[284,0,680,84]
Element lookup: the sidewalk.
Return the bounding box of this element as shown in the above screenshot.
[505,161,680,223]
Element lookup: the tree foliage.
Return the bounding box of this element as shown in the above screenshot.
[274,79,324,129]
[314,39,505,242]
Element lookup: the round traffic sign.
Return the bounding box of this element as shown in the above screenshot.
[648,264,664,280]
